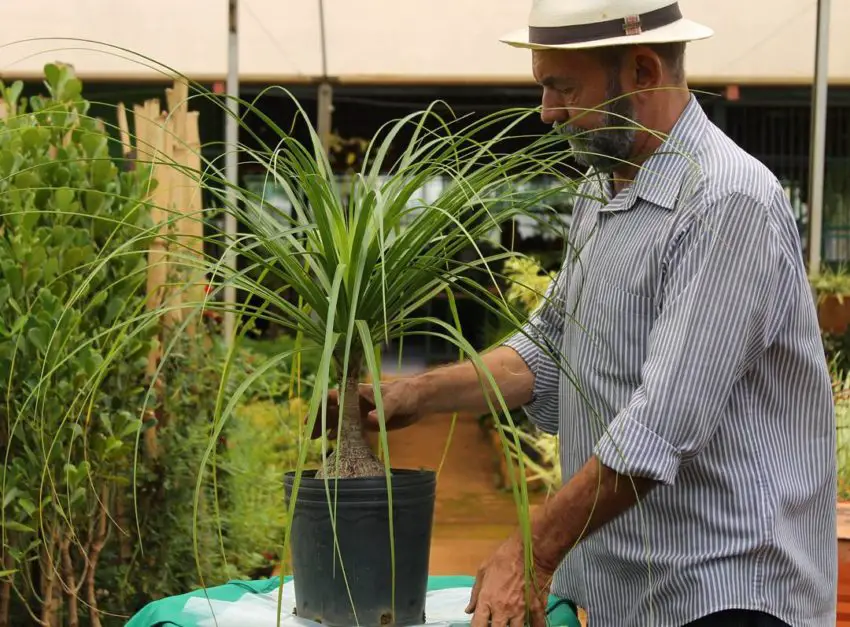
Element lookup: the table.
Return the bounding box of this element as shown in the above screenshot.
[126,575,582,627]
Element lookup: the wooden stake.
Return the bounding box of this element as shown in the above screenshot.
[135,99,168,459]
[130,81,206,445]
[116,102,132,157]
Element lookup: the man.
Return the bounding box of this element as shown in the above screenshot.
[317,1,838,625]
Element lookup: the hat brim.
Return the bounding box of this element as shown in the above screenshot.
[499,18,713,50]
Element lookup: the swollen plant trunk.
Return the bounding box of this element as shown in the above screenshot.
[316,367,384,479]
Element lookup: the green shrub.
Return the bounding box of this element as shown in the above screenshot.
[0,63,323,626]
[0,63,156,625]
[99,328,324,620]
[219,398,323,577]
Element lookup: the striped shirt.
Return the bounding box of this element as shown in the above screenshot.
[503,96,837,627]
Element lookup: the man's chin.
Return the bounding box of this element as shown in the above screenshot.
[569,143,636,174]
[571,151,620,173]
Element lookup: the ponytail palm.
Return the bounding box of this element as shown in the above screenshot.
[216,99,576,479]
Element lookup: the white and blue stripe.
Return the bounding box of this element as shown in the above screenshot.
[504,96,837,627]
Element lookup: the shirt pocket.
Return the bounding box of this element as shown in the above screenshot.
[585,279,655,387]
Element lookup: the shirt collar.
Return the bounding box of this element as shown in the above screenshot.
[597,95,709,213]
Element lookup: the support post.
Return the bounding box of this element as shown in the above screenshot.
[316,0,333,155]
[224,0,240,342]
[808,0,831,276]
[317,82,333,154]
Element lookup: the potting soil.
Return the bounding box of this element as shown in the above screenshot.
[125,575,582,627]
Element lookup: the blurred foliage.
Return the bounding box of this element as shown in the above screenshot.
[503,256,557,313]
[478,256,561,490]
[831,359,850,502]
[0,62,158,625]
[810,264,850,304]
[0,63,326,625]
[102,329,324,619]
[219,398,323,577]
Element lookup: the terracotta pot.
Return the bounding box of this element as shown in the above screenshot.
[838,502,850,624]
[818,294,850,335]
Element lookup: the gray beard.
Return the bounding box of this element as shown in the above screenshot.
[555,78,637,172]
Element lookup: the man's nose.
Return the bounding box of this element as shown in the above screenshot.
[540,90,570,126]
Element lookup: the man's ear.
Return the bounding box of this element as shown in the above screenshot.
[623,47,664,98]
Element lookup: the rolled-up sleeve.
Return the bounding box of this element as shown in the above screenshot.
[502,271,567,435]
[594,192,795,484]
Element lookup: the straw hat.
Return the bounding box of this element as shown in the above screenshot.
[500,0,713,50]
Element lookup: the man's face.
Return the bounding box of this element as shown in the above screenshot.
[532,48,636,171]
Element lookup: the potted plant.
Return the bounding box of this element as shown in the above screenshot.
[257,104,573,626]
[88,95,584,625]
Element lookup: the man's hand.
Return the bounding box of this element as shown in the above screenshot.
[464,458,656,627]
[307,378,425,439]
[465,533,553,627]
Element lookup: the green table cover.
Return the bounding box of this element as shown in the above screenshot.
[126,575,580,627]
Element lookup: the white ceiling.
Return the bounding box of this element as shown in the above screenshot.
[0,0,846,85]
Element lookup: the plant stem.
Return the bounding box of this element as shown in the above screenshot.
[86,487,109,627]
[40,532,60,627]
[60,537,78,627]
[316,359,384,479]
[0,551,11,627]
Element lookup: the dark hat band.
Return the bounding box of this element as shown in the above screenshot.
[527,2,683,46]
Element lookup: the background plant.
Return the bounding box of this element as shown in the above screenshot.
[0,62,157,626]
[0,65,325,626]
[488,256,563,492]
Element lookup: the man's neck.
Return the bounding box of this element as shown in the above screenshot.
[611,91,692,194]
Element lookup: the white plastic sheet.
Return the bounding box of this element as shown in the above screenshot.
[183,579,473,627]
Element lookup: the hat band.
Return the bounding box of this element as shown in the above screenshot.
[528,2,683,45]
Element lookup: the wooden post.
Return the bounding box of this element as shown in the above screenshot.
[123,83,205,455]
[165,79,206,332]
[132,99,167,459]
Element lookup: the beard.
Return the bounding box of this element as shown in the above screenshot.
[555,74,637,172]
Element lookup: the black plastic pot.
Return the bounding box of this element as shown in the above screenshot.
[283,468,437,627]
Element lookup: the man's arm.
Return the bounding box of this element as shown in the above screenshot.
[412,269,567,429]
[315,344,539,438]
[530,457,656,574]
[413,345,536,418]
[463,456,656,627]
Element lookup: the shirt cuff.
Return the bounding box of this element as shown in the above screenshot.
[502,333,559,435]
[593,410,681,485]
[503,332,539,380]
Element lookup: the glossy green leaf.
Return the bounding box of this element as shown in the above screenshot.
[54,187,75,210]
[3,522,34,534]
[17,499,36,517]
[43,63,61,90]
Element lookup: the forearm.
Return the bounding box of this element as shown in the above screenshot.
[414,346,534,417]
[529,457,657,573]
